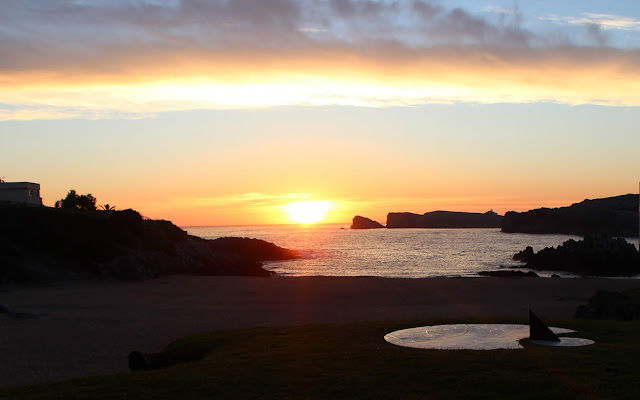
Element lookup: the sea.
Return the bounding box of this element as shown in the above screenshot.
[185,225,640,278]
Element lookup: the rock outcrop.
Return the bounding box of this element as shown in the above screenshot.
[478,270,539,278]
[513,235,640,276]
[0,205,297,283]
[502,194,639,237]
[0,304,38,320]
[386,210,502,228]
[575,290,640,321]
[350,216,385,229]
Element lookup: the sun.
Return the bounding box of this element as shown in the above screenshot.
[284,201,331,224]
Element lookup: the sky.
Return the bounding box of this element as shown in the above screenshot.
[1,0,639,225]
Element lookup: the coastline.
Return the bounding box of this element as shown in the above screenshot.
[2,275,639,388]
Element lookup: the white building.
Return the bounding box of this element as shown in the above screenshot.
[0,180,43,206]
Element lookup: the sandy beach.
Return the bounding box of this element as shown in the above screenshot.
[1,275,638,388]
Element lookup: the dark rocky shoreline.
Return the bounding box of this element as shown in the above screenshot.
[513,235,640,277]
[0,205,297,284]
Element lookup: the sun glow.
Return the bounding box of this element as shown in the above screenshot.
[284,201,331,224]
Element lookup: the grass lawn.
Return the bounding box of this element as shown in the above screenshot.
[2,318,640,399]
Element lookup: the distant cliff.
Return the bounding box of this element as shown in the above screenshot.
[0,205,297,284]
[386,210,503,228]
[502,194,639,237]
[350,216,385,229]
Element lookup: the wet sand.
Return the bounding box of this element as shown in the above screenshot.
[1,275,638,388]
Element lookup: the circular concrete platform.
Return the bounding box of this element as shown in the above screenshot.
[530,337,595,347]
[384,324,592,350]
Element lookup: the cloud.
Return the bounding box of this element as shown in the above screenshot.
[541,12,640,31]
[412,0,443,18]
[188,192,317,207]
[0,1,639,120]
[585,23,609,46]
[330,0,386,18]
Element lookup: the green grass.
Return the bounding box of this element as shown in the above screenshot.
[2,318,640,399]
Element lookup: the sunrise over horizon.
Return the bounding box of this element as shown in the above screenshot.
[2,0,639,226]
[3,2,640,396]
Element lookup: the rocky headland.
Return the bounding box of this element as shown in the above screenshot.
[502,194,639,237]
[0,205,297,284]
[513,235,640,277]
[386,210,503,228]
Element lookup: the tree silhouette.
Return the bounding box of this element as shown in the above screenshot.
[55,190,97,211]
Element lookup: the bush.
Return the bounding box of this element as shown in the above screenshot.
[55,190,97,211]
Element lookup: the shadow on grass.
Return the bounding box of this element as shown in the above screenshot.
[2,318,640,399]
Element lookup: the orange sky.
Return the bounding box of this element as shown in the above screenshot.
[24,102,635,227]
[2,1,639,226]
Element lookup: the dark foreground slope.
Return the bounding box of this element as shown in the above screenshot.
[387,210,503,228]
[502,194,639,237]
[0,205,297,283]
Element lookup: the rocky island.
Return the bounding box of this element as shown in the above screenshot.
[350,215,385,229]
[350,210,503,229]
[502,194,639,237]
[386,210,503,228]
[0,205,297,284]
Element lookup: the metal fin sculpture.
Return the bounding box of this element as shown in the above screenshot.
[529,309,561,342]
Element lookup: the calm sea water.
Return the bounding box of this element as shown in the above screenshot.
[185,225,639,278]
